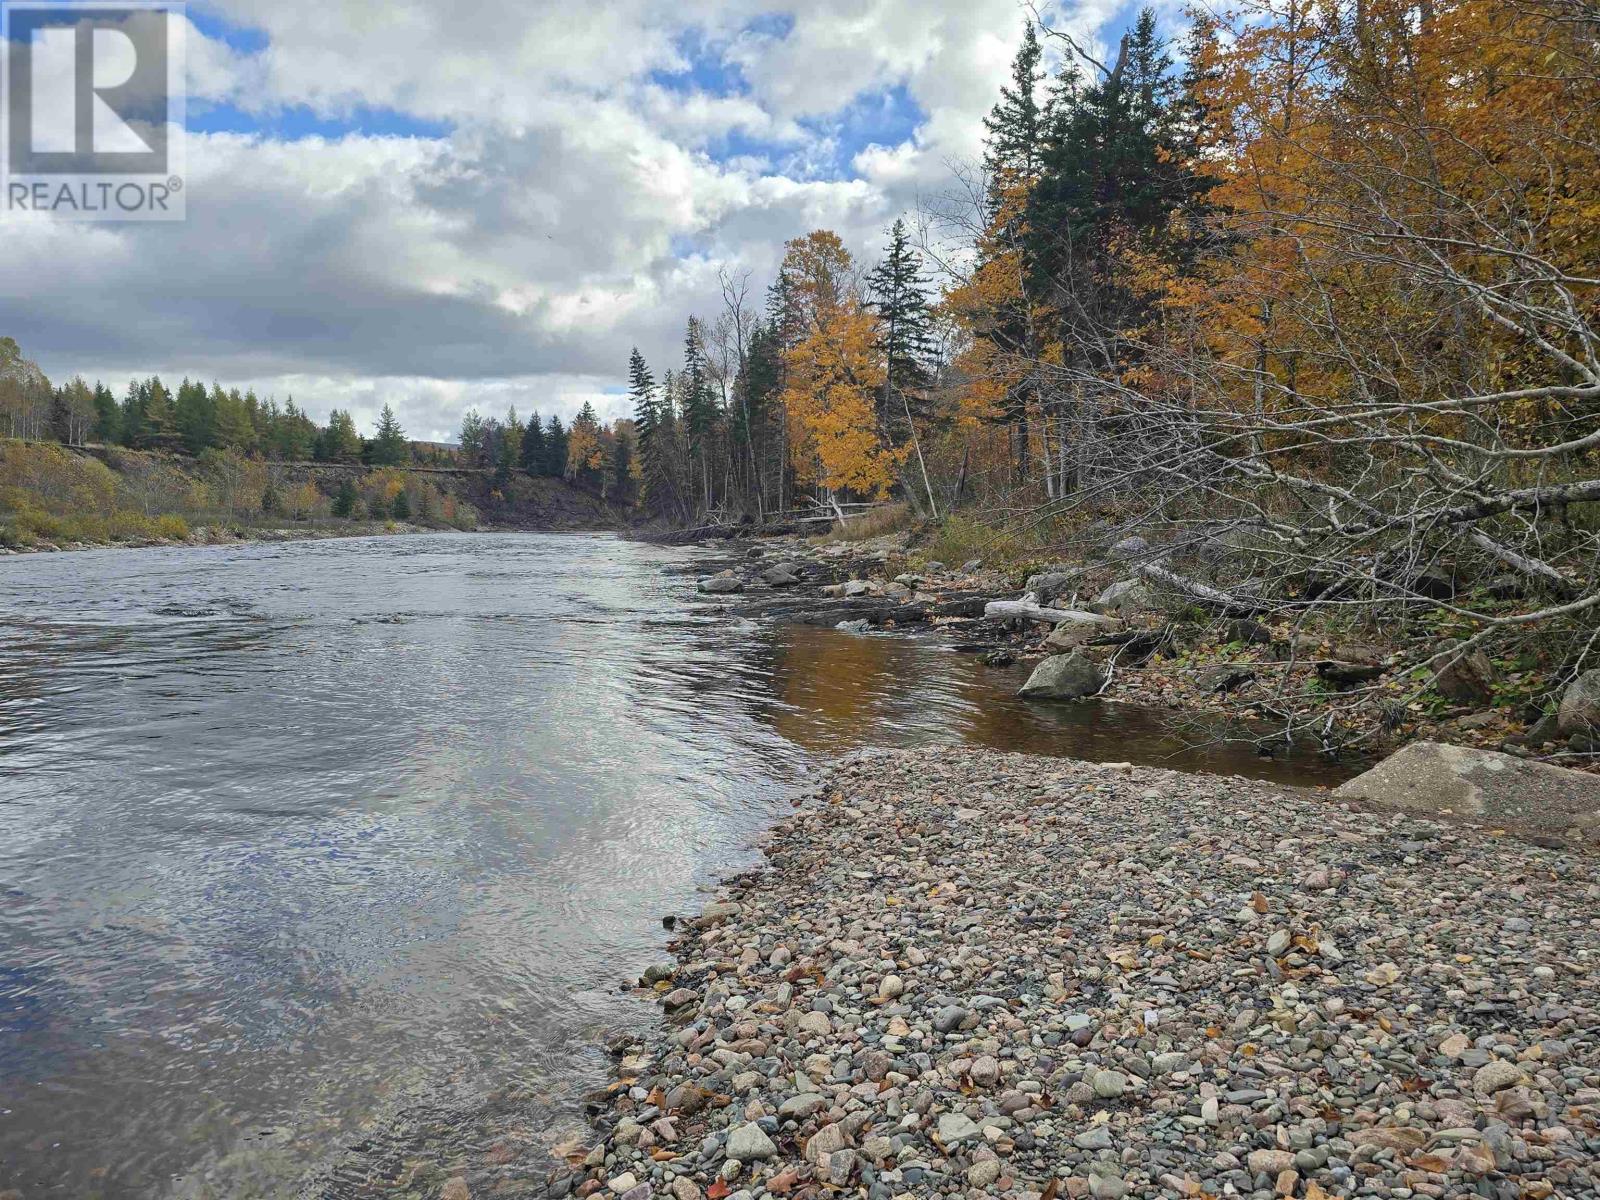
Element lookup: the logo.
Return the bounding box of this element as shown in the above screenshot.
[2,1,185,220]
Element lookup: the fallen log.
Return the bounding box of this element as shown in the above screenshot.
[931,595,1009,619]
[983,601,1122,627]
[1134,563,1262,615]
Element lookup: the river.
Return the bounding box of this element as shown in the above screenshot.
[0,532,1350,1197]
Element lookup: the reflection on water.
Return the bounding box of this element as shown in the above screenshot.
[0,532,1348,1198]
[762,624,1358,785]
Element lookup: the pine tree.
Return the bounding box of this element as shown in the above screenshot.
[391,489,412,520]
[370,404,409,466]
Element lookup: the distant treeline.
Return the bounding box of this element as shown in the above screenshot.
[0,337,638,502]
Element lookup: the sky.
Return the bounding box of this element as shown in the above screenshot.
[0,0,1155,440]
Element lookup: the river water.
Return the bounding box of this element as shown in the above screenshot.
[0,532,1352,1198]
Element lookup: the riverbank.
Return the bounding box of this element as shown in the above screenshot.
[0,518,438,555]
[548,746,1599,1200]
[681,528,1589,768]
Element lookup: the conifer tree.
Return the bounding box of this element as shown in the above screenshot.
[629,347,670,514]
[543,414,568,477]
[332,478,358,518]
[866,219,937,429]
[370,404,409,466]
[520,410,546,474]
[983,22,1049,209]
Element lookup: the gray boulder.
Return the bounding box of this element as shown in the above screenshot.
[1018,653,1106,701]
[1092,579,1150,619]
[1108,535,1150,560]
[1557,669,1600,737]
[1334,741,1600,842]
[1025,569,1084,606]
[697,572,744,595]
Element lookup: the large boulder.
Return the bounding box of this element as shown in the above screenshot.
[1557,669,1600,737]
[1018,653,1107,701]
[1334,741,1600,842]
[1091,580,1150,619]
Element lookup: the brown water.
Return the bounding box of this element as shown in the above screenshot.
[0,532,1352,1198]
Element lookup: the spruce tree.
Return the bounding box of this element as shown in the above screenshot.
[520,411,546,474]
[866,218,937,436]
[543,414,568,477]
[92,383,119,444]
[983,22,1048,208]
[628,347,666,513]
[1027,7,1195,364]
[681,319,717,513]
[174,378,213,454]
[332,478,358,518]
[371,404,409,466]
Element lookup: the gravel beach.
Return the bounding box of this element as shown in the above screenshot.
[548,748,1599,1200]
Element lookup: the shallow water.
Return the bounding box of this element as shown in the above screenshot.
[0,532,1352,1197]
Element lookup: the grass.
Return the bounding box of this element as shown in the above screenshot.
[815,502,914,543]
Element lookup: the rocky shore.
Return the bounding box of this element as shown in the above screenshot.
[683,531,1596,767]
[546,748,1599,1200]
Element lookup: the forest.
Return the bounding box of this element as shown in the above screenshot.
[610,0,1600,736]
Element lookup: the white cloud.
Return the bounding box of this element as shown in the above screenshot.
[2,0,1140,432]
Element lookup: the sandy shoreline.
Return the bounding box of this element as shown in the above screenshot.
[543,747,1599,1200]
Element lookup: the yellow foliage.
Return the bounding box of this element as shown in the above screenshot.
[778,231,904,497]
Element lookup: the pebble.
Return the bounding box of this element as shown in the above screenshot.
[549,749,1600,1200]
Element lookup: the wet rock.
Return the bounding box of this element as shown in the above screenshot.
[697,572,744,595]
[1018,653,1106,701]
